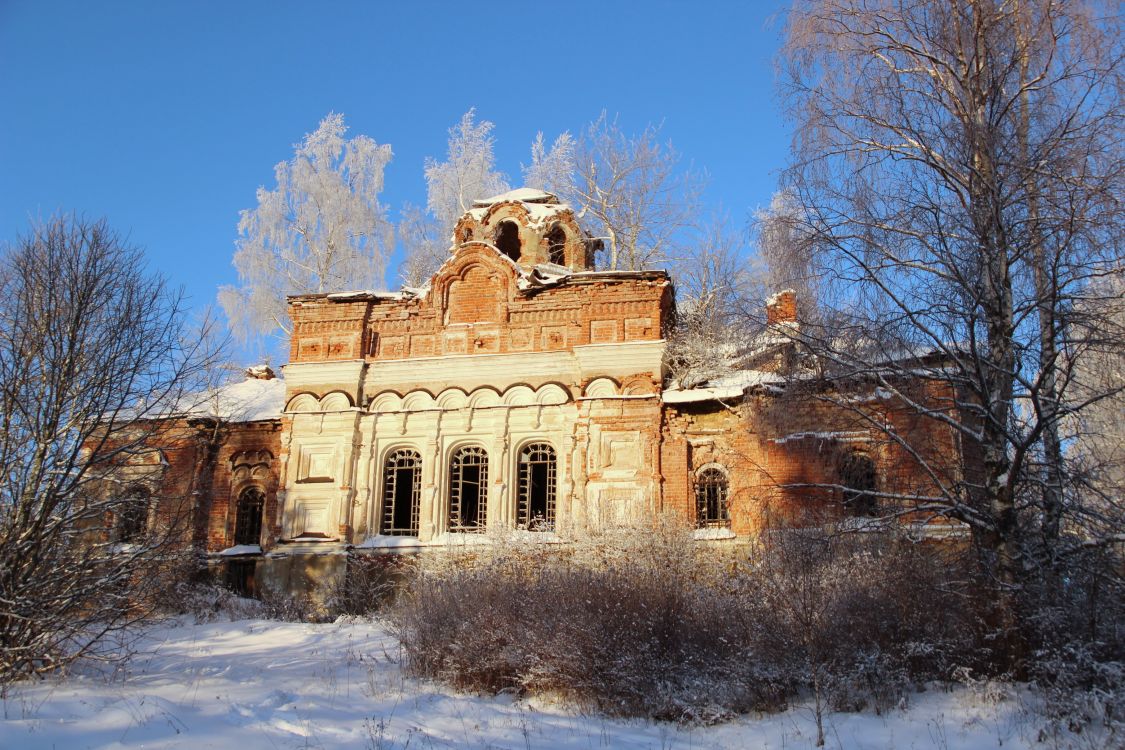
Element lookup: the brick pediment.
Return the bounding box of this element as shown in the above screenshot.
[433,243,517,325]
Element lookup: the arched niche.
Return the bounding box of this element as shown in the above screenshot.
[436,388,469,411]
[319,391,354,412]
[467,387,502,409]
[402,390,436,412]
[285,393,319,413]
[583,378,619,399]
[369,392,403,414]
[536,383,571,405]
[502,385,536,407]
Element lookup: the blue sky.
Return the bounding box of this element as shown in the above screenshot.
[0,0,790,361]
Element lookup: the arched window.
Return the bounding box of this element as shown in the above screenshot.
[839,452,878,516]
[116,488,149,542]
[234,486,265,546]
[694,467,730,528]
[382,449,422,536]
[546,226,566,266]
[449,446,488,532]
[495,221,521,262]
[518,443,556,531]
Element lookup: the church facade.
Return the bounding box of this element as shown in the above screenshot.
[118,189,969,596]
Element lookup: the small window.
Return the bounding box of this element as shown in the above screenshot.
[234,487,265,546]
[518,443,556,531]
[382,449,422,536]
[546,226,566,266]
[116,488,149,542]
[449,446,488,532]
[225,559,256,598]
[495,221,521,262]
[839,452,878,516]
[695,468,730,528]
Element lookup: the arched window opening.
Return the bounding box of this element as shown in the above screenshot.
[695,468,730,528]
[382,449,422,536]
[518,443,556,531]
[495,221,521,262]
[839,452,878,516]
[116,488,149,543]
[234,487,265,546]
[449,446,488,532]
[546,226,566,266]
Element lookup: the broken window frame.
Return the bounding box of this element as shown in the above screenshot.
[546,225,567,266]
[116,487,149,543]
[517,442,556,531]
[233,486,265,546]
[381,448,422,536]
[838,451,878,517]
[694,467,730,528]
[495,221,521,262]
[449,445,488,533]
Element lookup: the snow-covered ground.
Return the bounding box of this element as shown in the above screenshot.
[0,618,1078,749]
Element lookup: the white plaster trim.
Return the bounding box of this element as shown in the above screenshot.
[282,360,366,389]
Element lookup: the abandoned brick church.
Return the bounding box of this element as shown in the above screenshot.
[114,189,969,595]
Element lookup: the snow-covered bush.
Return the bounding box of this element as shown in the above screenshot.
[389,519,971,724]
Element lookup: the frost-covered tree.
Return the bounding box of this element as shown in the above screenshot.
[424,109,509,228]
[666,214,758,387]
[400,109,509,285]
[219,113,393,342]
[753,190,821,320]
[523,131,576,198]
[779,0,1123,660]
[565,114,702,271]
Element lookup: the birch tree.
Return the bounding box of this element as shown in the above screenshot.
[400,109,508,284]
[538,114,701,271]
[219,113,394,342]
[778,0,1123,658]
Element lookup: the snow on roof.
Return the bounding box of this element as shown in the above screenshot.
[324,289,407,302]
[661,369,780,404]
[178,373,286,423]
[765,289,796,307]
[472,187,558,206]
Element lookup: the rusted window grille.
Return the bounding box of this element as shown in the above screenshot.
[546,226,566,265]
[518,442,556,531]
[382,448,422,536]
[839,452,878,516]
[695,468,730,528]
[116,488,149,542]
[449,446,488,532]
[234,487,265,546]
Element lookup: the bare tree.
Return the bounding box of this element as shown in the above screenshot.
[778,0,1123,657]
[0,216,220,684]
[665,214,760,387]
[400,109,508,284]
[397,203,447,288]
[529,115,702,271]
[752,190,822,320]
[219,112,394,343]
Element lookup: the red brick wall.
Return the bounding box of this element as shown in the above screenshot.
[287,246,672,367]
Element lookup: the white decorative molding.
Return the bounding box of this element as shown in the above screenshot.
[282,360,366,391]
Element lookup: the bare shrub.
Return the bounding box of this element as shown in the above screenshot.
[326,553,417,617]
[747,530,977,743]
[389,519,970,725]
